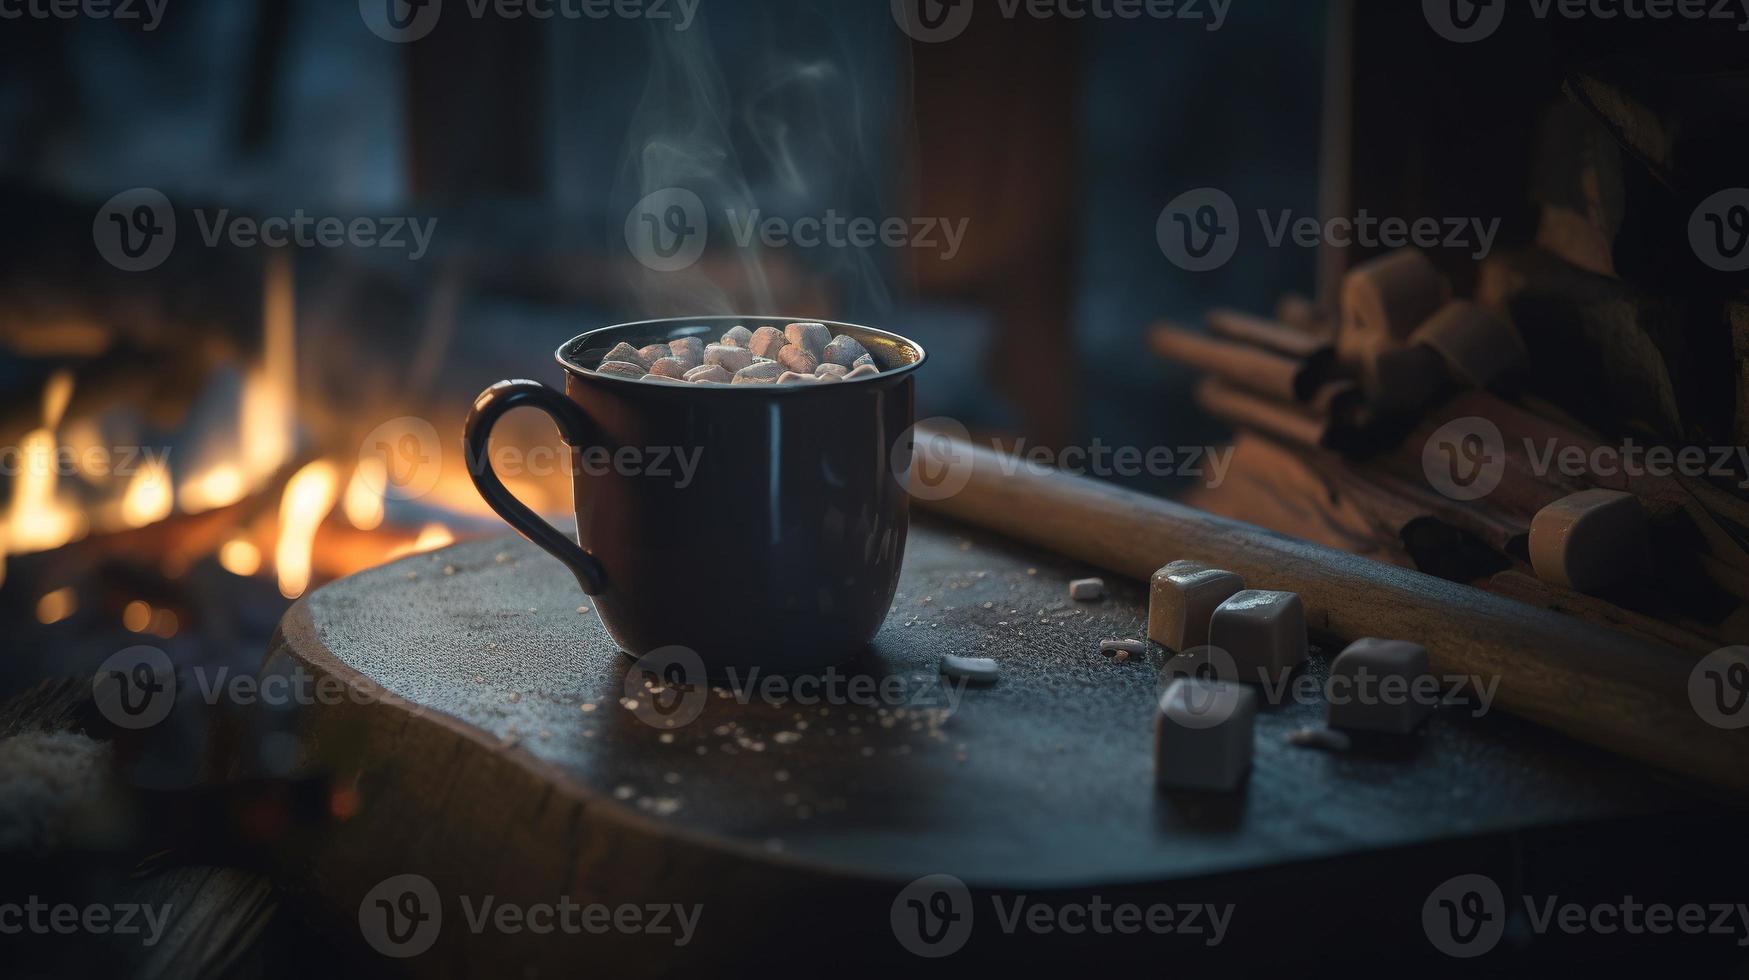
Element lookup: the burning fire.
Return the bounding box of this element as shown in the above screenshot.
[11,252,475,611]
[120,457,173,528]
[276,461,340,599]
[3,369,87,555]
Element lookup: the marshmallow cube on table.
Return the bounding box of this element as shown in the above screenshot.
[1208,590,1308,682]
[1148,560,1245,652]
[1528,488,1649,594]
[1154,678,1257,792]
[1326,638,1434,734]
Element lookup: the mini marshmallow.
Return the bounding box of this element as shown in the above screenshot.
[844,364,880,379]
[1099,638,1148,659]
[1154,678,1256,791]
[704,343,754,374]
[777,371,821,384]
[647,356,688,380]
[748,326,785,359]
[595,360,646,379]
[777,344,819,375]
[1326,638,1434,734]
[667,337,704,370]
[822,334,869,368]
[732,361,784,384]
[1149,560,1245,652]
[816,363,850,378]
[639,343,673,366]
[684,364,732,384]
[784,322,832,360]
[1208,590,1307,683]
[853,354,876,369]
[602,342,649,370]
[720,325,753,348]
[940,654,999,684]
[1069,577,1105,601]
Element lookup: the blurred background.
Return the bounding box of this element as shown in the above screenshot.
[0,1,1323,702]
[7,0,1748,974]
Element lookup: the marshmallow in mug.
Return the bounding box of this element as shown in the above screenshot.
[593,323,893,385]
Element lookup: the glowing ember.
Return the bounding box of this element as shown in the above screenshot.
[35,587,76,624]
[120,457,173,528]
[122,599,151,632]
[386,522,455,560]
[219,537,263,577]
[342,458,387,531]
[3,370,88,555]
[179,463,247,514]
[276,460,340,598]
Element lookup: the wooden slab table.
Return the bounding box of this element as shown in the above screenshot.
[270,519,1739,974]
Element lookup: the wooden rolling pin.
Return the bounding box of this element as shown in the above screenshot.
[912,431,1749,793]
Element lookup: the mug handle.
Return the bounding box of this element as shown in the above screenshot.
[464,379,606,595]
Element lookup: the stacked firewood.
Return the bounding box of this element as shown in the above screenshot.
[1152,249,1749,651]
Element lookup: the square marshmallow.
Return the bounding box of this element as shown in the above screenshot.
[1209,590,1307,683]
[1148,560,1245,652]
[1326,638,1434,734]
[1154,678,1256,792]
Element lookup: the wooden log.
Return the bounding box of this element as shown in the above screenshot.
[1206,307,1333,360]
[1151,322,1324,402]
[912,431,1749,793]
[1195,379,1327,450]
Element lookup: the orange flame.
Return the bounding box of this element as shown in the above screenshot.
[276,460,340,598]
